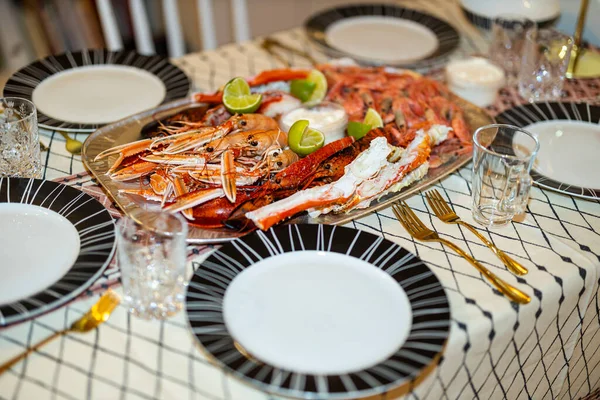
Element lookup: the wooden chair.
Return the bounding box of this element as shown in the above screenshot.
[95,0,251,57]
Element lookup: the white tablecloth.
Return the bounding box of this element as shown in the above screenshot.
[2,0,600,399]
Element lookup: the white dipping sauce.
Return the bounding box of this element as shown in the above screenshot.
[445,57,505,107]
[280,103,348,144]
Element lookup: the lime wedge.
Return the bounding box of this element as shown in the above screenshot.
[347,108,383,140]
[223,77,262,114]
[288,119,325,157]
[303,70,327,106]
[364,107,383,128]
[290,79,317,102]
[347,121,372,140]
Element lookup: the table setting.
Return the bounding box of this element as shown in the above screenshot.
[1,0,600,399]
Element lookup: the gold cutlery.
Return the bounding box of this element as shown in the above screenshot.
[425,190,528,276]
[0,290,121,375]
[58,131,83,155]
[392,201,531,304]
[261,37,319,67]
[39,141,48,152]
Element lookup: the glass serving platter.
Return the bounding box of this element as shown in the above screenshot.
[82,95,494,244]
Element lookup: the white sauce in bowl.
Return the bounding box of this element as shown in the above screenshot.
[280,103,348,144]
[445,57,505,107]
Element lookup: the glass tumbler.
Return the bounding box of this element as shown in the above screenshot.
[472,124,539,227]
[490,15,536,83]
[518,29,573,102]
[116,211,188,320]
[0,97,42,178]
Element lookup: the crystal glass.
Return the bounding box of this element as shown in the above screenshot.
[472,124,539,227]
[489,15,536,83]
[116,211,188,320]
[0,97,42,178]
[518,29,573,102]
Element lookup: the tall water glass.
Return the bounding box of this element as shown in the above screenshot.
[0,98,42,178]
[472,124,539,227]
[116,211,188,320]
[490,15,536,83]
[518,29,573,101]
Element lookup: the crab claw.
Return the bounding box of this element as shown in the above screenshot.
[163,188,225,214]
[221,150,237,203]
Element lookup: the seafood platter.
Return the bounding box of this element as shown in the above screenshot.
[82,62,494,243]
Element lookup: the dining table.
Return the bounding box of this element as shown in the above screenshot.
[2,0,600,399]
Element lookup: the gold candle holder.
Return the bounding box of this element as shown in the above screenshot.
[566,0,600,79]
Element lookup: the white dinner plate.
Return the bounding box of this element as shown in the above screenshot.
[325,16,439,64]
[497,102,600,199]
[223,251,412,375]
[0,204,80,305]
[305,4,460,68]
[32,65,166,125]
[0,178,115,326]
[186,224,450,399]
[2,49,190,132]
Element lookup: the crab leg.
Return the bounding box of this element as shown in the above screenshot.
[246,69,310,86]
[246,137,389,230]
[193,92,223,104]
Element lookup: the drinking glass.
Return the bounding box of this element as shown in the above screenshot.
[489,15,536,83]
[472,124,539,227]
[518,29,573,101]
[0,97,42,178]
[116,211,188,320]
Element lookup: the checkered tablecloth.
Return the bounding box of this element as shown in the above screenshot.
[2,0,600,398]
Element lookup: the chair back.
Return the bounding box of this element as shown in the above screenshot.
[95,0,251,57]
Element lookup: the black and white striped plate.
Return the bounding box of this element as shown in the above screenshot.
[304,4,460,69]
[186,224,450,399]
[0,178,115,326]
[496,102,600,200]
[2,49,190,132]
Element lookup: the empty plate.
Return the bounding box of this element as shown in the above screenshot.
[186,224,450,399]
[0,204,80,305]
[0,178,115,326]
[496,102,600,199]
[305,4,460,68]
[32,65,166,125]
[325,16,438,64]
[3,49,190,132]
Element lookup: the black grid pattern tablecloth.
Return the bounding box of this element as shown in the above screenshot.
[2,0,600,398]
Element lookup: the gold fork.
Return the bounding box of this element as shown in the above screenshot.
[0,289,121,375]
[425,190,528,276]
[392,201,530,304]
